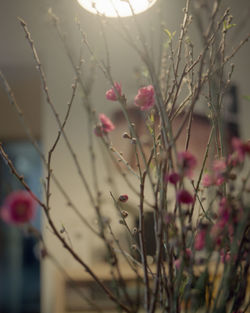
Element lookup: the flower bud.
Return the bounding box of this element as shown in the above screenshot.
[177,189,194,204]
[119,194,128,202]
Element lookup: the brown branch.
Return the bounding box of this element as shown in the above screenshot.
[18,18,96,208]
[0,65,98,237]
[46,75,79,209]
[0,143,131,313]
[138,171,151,311]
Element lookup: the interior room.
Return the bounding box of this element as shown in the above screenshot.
[0,0,250,312]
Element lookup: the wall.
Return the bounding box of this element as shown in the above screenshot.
[0,67,41,141]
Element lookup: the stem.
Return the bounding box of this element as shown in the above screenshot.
[0,143,132,313]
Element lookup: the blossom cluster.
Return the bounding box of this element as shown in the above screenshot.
[1,81,249,295]
[105,82,155,111]
[202,137,250,187]
[165,151,197,205]
[194,195,245,264]
[193,137,250,262]
[95,83,155,137]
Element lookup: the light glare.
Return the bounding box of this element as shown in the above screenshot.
[77,0,158,18]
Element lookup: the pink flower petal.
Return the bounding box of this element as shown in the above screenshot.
[105,82,122,101]
[134,85,155,111]
[202,173,214,187]
[213,159,226,173]
[95,113,115,136]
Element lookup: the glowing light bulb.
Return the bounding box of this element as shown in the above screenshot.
[77,0,158,18]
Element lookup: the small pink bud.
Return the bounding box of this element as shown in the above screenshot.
[99,114,115,133]
[94,114,115,137]
[106,82,122,101]
[165,172,180,185]
[177,189,194,204]
[119,194,128,202]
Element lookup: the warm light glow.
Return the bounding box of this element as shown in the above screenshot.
[77,0,158,18]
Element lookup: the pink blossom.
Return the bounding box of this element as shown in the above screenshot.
[94,113,115,136]
[174,259,181,269]
[202,173,213,187]
[134,85,155,111]
[194,229,206,250]
[211,198,235,245]
[215,176,225,186]
[0,190,37,224]
[213,159,226,173]
[202,158,226,187]
[178,151,197,178]
[99,114,115,133]
[105,82,122,101]
[220,251,231,263]
[177,189,194,204]
[232,137,250,162]
[165,172,180,185]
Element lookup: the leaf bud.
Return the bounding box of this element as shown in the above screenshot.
[122,132,131,139]
[121,210,128,218]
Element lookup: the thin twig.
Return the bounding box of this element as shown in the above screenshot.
[0,144,131,313]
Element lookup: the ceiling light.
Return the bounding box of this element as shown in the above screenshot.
[77,0,158,18]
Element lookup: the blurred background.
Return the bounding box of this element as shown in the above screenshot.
[0,0,249,312]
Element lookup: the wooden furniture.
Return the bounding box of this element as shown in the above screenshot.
[54,262,250,313]
[54,263,142,313]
